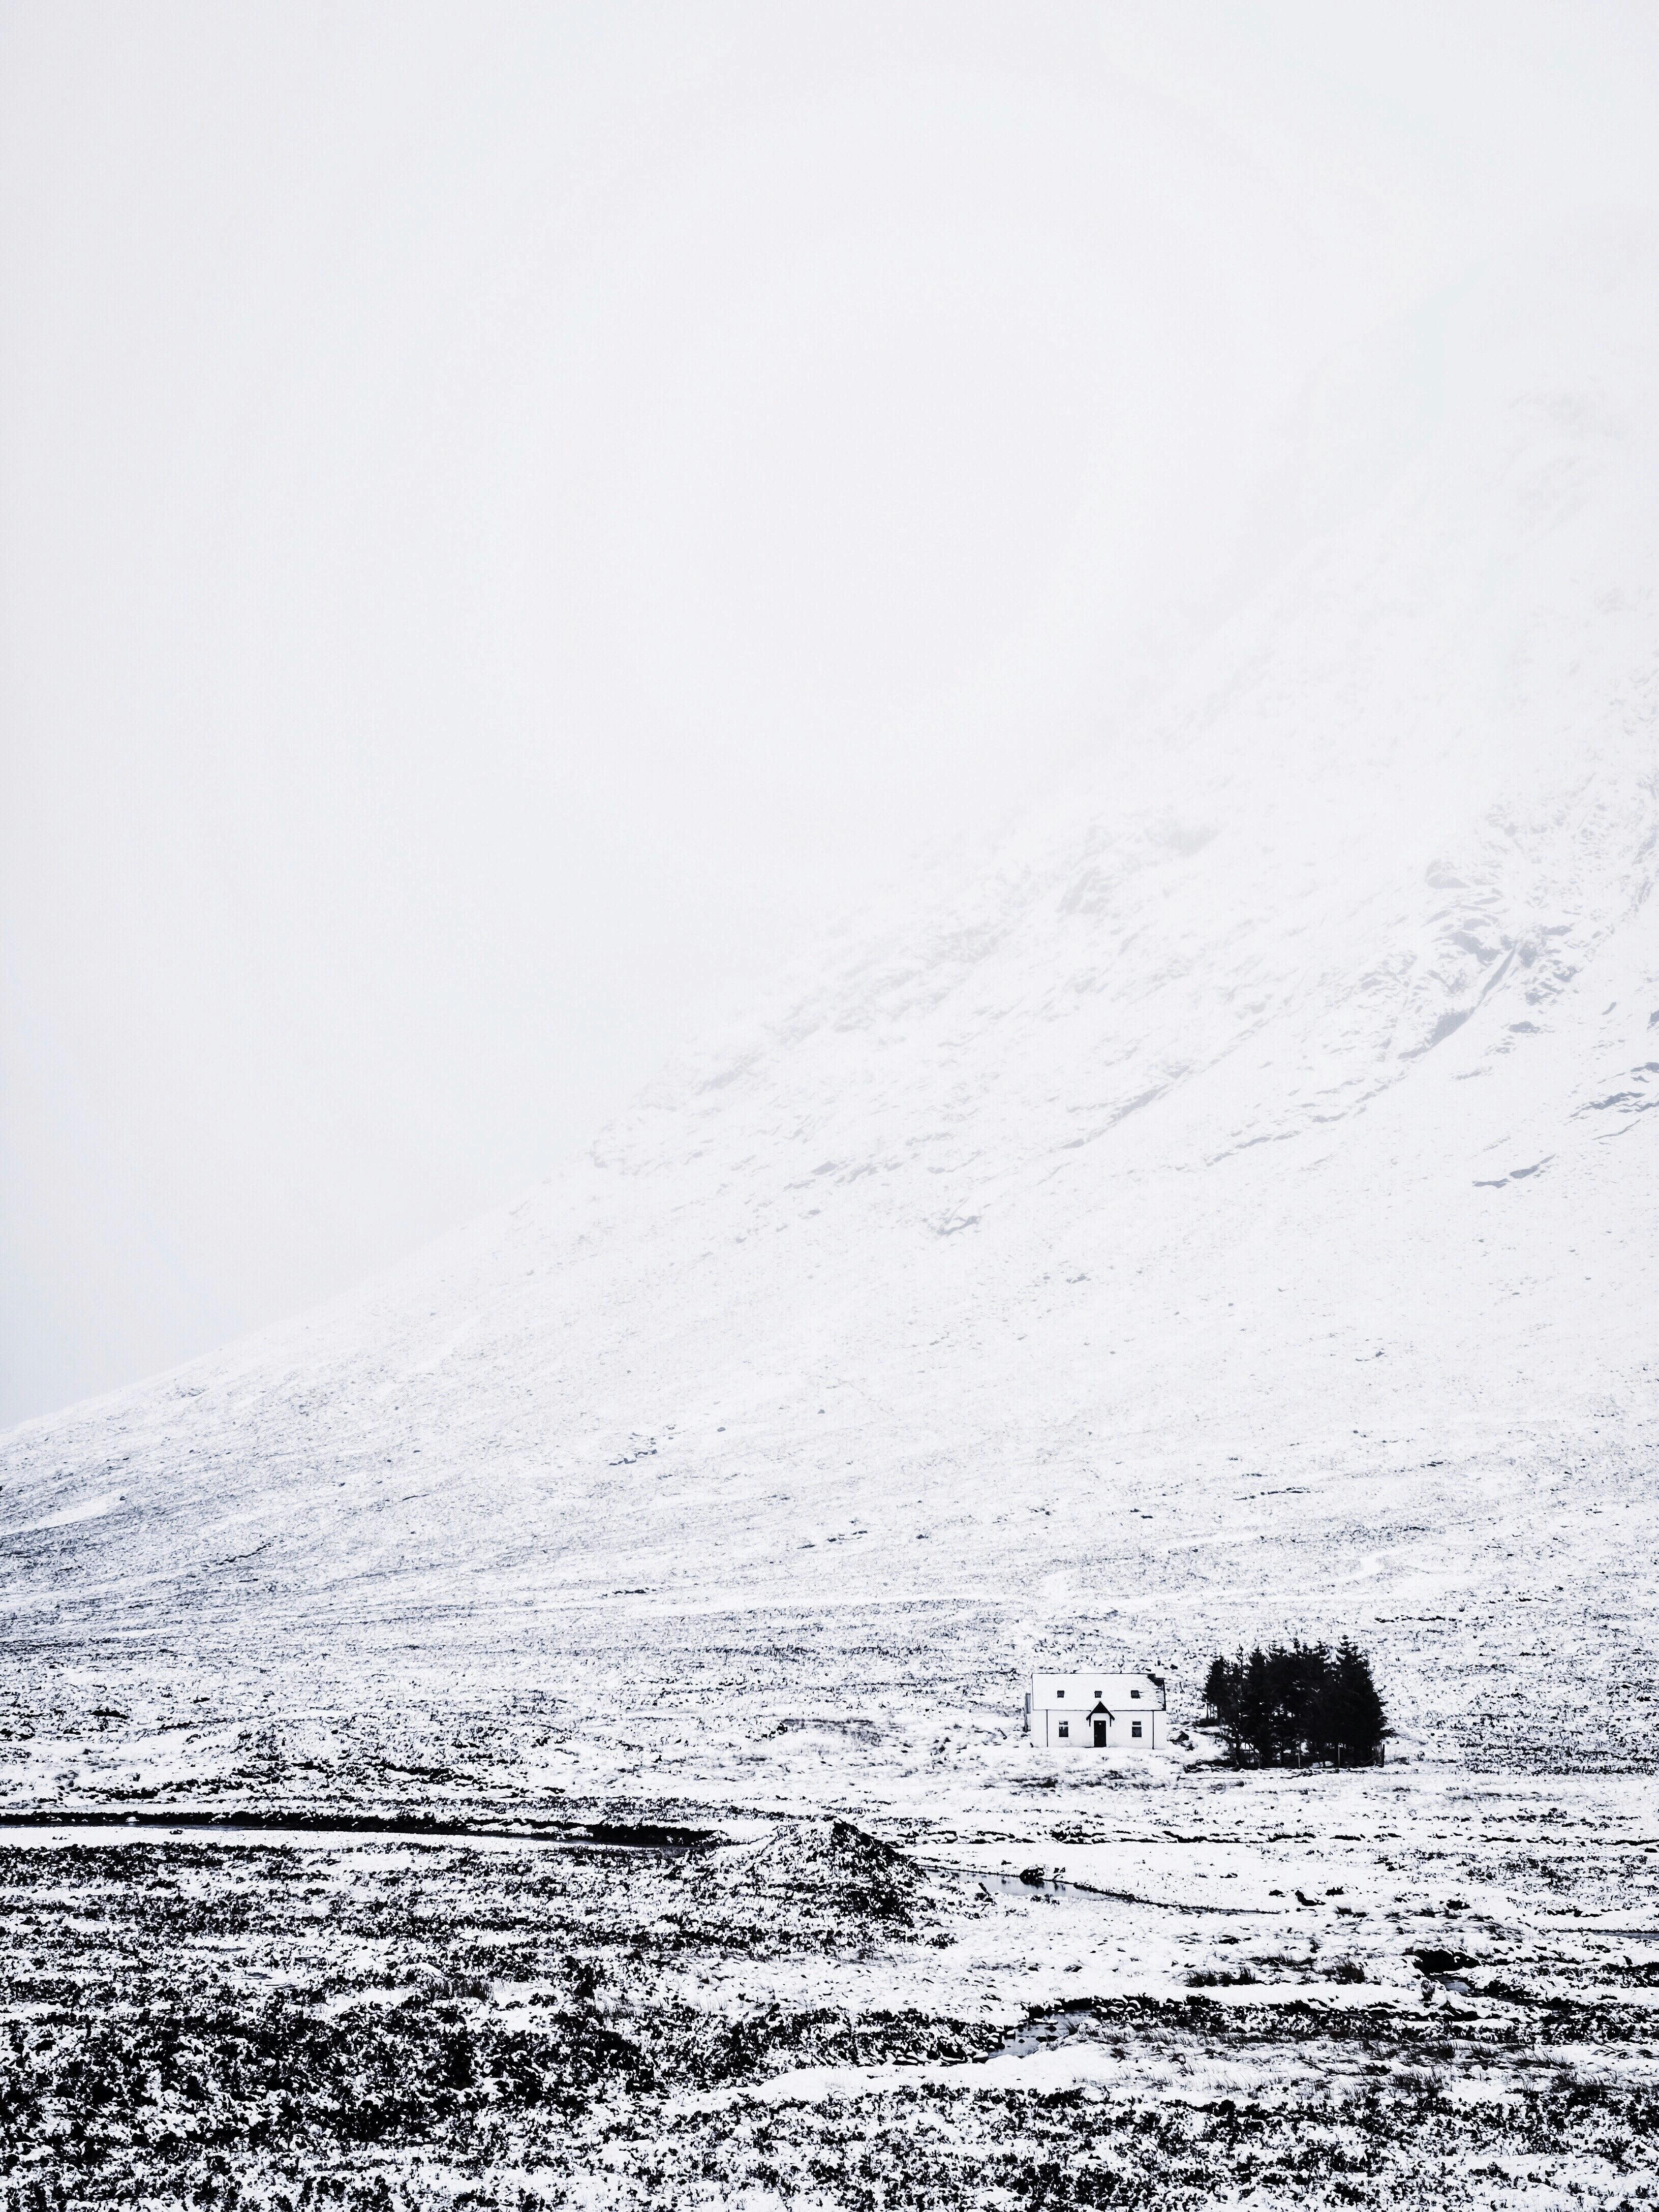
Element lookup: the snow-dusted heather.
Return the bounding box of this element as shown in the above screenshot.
[3,1772,1656,2207]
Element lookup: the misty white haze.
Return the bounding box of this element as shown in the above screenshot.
[5,1,1654,1428]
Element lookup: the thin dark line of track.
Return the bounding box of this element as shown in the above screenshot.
[0,1809,713,1851]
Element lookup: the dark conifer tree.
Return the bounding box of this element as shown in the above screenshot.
[1327,1637,1387,1762]
[1240,1646,1275,1765]
[1208,1651,1249,1759]
[1202,1637,1387,1766]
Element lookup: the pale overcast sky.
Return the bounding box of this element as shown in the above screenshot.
[3,1,1655,1427]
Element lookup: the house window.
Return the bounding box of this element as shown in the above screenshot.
[1057,1721,1069,1739]
[1131,1688,1141,1699]
[1131,1720,1143,1739]
[1056,1689,1065,1699]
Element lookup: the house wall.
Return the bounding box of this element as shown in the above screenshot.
[1036,1705,1162,1750]
[1028,1669,1165,1750]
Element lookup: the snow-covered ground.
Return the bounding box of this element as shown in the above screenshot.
[4,230,1655,1768]
[2,230,1657,2206]
[5,1771,1657,2206]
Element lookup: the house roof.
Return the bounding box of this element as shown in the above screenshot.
[1030,1670,1165,1706]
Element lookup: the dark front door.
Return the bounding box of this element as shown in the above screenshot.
[1093,1717,1108,1747]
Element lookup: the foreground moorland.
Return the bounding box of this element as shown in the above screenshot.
[4,232,1658,2208]
[2,1664,1656,2210]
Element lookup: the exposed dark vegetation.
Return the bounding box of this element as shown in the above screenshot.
[0,1828,992,2207]
[8,2066,1657,2211]
[1203,1640,1387,1767]
[2,1824,1654,2210]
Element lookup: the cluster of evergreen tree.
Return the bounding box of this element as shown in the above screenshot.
[1202,1638,1387,1766]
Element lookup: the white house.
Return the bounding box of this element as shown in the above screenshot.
[1025,1669,1166,1750]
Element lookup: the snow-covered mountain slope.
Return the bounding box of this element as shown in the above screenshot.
[5,232,1657,1766]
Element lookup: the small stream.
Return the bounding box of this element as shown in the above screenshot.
[950,1864,1268,1917]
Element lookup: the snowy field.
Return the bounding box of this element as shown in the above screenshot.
[4,1616,1659,2204]
[3,234,1658,2203]
[3,1755,1657,2207]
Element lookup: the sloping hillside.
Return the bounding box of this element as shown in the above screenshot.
[4,231,1656,1776]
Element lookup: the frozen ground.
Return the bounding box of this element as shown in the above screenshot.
[3,1762,1657,2207]
[2,232,1658,2202]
